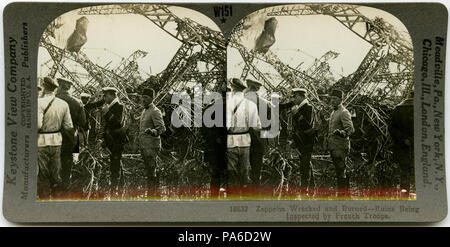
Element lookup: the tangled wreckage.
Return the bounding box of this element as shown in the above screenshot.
[39,4,413,199]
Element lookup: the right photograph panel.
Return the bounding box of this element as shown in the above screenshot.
[226,4,414,200]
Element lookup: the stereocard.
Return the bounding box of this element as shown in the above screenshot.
[1,1,448,223]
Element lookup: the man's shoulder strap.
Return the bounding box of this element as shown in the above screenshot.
[232,98,244,116]
[43,97,56,116]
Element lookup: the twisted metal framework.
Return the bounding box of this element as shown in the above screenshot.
[305,50,339,80]
[40,4,226,107]
[276,50,339,91]
[78,4,226,104]
[113,50,149,84]
[229,4,414,139]
[265,4,414,102]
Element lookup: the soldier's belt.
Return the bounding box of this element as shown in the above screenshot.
[227,131,249,135]
[38,130,61,134]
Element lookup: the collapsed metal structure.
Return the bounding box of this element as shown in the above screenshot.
[229,4,414,191]
[40,4,226,105]
[39,4,226,197]
[232,4,413,102]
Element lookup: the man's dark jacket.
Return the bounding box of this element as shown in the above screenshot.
[103,101,128,147]
[389,98,414,151]
[56,91,86,130]
[281,100,315,151]
[293,101,315,151]
[56,91,87,153]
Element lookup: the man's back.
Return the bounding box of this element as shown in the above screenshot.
[38,95,73,147]
[57,92,86,129]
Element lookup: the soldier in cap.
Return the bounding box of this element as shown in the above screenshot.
[37,77,74,199]
[79,93,92,146]
[327,89,354,196]
[245,79,269,188]
[99,86,128,192]
[55,78,87,190]
[226,78,261,195]
[138,88,166,196]
[200,93,227,198]
[80,93,91,104]
[389,91,414,197]
[83,91,106,145]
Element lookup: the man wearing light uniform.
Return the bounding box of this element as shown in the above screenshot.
[226,78,261,193]
[138,88,166,195]
[37,77,73,199]
[245,79,269,188]
[326,89,354,196]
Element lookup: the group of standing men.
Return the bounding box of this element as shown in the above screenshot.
[37,77,165,199]
[37,74,414,200]
[225,76,415,197]
[225,78,355,196]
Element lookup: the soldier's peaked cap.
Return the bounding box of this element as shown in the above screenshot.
[292,88,307,94]
[80,93,91,98]
[43,77,59,89]
[230,78,247,90]
[102,87,118,93]
[246,79,262,87]
[56,78,73,85]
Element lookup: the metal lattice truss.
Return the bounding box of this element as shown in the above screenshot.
[229,39,327,107]
[114,50,149,84]
[305,51,339,80]
[78,4,226,102]
[40,4,226,107]
[271,4,413,100]
[40,35,137,104]
[231,4,413,98]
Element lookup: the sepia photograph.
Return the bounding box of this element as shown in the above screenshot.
[36,3,415,202]
[226,3,415,200]
[37,4,226,201]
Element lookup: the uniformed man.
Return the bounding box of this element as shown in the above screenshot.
[245,79,268,188]
[200,96,227,198]
[55,78,87,190]
[83,92,105,145]
[79,93,92,146]
[138,88,166,196]
[99,87,128,192]
[389,92,414,197]
[281,88,316,194]
[327,89,354,196]
[37,77,73,199]
[226,78,261,196]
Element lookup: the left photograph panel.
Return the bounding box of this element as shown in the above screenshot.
[37,4,226,201]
